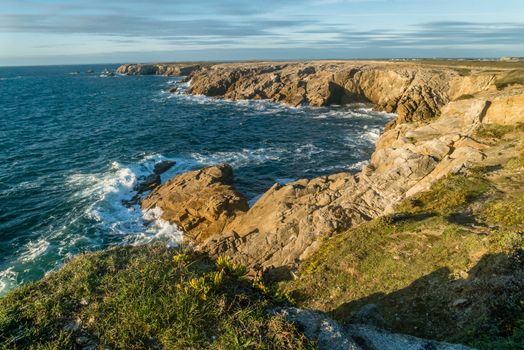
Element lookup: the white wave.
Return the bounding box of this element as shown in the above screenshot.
[316,160,369,173]
[190,147,287,168]
[137,207,183,247]
[0,76,23,81]
[360,126,382,143]
[294,144,324,158]
[0,268,17,295]
[66,155,185,246]
[19,239,50,263]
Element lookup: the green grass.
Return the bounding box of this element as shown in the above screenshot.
[395,173,490,216]
[0,245,313,350]
[474,124,514,139]
[482,196,524,230]
[281,171,524,344]
[495,70,524,90]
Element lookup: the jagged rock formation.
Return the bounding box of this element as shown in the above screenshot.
[142,164,248,241]
[116,63,205,76]
[186,61,497,127]
[138,61,524,279]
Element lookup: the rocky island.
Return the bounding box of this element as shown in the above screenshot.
[2,60,524,349]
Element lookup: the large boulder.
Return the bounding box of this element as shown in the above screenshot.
[141,164,249,241]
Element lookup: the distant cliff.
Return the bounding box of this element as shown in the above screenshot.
[116,63,205,76]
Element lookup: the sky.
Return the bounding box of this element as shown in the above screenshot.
[1,0,524,66]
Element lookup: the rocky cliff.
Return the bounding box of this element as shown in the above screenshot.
[137,61,524,281]
[116,62,206,76]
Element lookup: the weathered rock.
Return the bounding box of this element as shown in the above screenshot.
[483,90,524,125]
[137,61,524,279]
[134,174,161,194]
[273,307,472,350]
[168,86,178,93]
[116,63,204,76]
[348,304,387,329]
[141,164,249,241]
[153,160,176,175]
[187,62,487,124]
[271,307,361,350]
[345,324,472,350]
[198,95,492,275]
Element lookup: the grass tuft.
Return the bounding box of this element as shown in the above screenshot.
[495,70,524,90]
[474,123,516,140]
[395,173,490,216]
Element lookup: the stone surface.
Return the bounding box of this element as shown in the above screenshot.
[348,304,386,329]
[116,63,205,76]
[271,307,361,350]
[141,164,249,241]
[272,307,472,350]
[186,61,499,126]
[483,90,524,125]
[153,160,176,175]
[138,61,524,278]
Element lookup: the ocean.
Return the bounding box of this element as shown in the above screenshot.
[0,64,394,293]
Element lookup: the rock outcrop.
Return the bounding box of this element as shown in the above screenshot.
[272,307,472,350]
[141,164,249,241]
[197,97,492,278]
[187,61,500,127]
[138,60,524,279]
[116,63,205,76]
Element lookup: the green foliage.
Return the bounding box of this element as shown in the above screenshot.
[395,173,490,215]
[455,94,475,100]
[474,123,516,139]
[495,70,524,90]
[0,245,313,349]
[482,196,524,230]
[281,166,524,344]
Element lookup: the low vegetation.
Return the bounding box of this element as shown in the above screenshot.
[395,172,490,215]
[495,69,524,90]
[454,94,475,100]
[474,123,516,140]
[281,161,524,348]
[0,245,313,349]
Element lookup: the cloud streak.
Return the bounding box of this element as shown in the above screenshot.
[0,0,523,64]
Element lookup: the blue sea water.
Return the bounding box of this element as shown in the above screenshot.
[0,64,393,293]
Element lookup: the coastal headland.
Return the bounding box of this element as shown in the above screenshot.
[2,60,523,349]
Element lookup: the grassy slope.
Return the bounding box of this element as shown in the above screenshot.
[0,245,313,350]
[281,125,524,349]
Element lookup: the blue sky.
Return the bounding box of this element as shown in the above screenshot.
[1,0,524,65]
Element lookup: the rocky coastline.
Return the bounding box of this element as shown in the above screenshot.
[117,61,524,348]
[4,61,522,349]
[123,61,524,276]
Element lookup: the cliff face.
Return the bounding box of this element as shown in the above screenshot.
[135,61,524,279]
[187,62,498,127]
[116,63,205,76]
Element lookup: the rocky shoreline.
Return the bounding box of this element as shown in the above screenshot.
[121,60,524,278]
[2,61,522,349]
[111,61,524,348]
